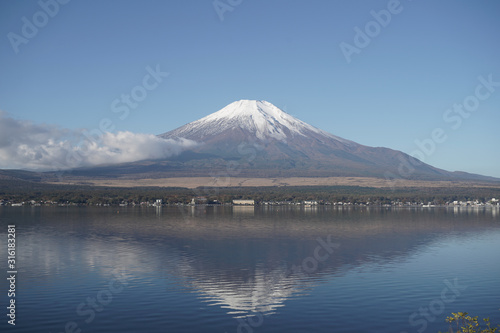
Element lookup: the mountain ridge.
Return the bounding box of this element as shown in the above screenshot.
[5,99,497,183]
[154,99,490,181]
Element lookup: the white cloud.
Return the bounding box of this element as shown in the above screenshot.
[0,111,198,171]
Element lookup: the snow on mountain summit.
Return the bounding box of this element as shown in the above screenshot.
[202,99,309,141]
[161,100,349,143]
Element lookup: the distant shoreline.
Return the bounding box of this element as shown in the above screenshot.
[1,176,500,208]
[2,202,499,209]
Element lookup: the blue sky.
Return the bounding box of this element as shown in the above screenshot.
[0,0,499,177]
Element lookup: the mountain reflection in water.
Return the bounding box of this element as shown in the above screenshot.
[2,206,499,333]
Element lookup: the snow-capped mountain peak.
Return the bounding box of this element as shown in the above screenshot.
[162,99,347,143]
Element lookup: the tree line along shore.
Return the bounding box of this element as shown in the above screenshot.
[1,179,500,207]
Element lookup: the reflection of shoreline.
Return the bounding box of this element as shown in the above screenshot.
[232,206,255,216]
[167,206,500,241]
[9,205,499,241]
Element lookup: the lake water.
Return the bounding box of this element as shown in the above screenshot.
[1,206,499,333]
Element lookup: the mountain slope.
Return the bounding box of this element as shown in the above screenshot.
[155,100,481,180]
[54,100,496,182]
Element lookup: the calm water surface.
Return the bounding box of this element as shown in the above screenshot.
[0,206,499,333]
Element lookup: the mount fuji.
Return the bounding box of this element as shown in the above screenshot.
[61,99,495,182]
[153,100,486,180]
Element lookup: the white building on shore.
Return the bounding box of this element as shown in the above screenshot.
[233,199,255,205]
